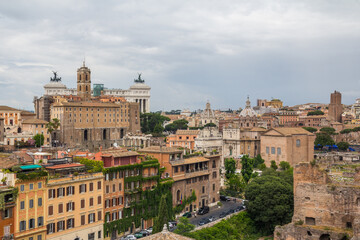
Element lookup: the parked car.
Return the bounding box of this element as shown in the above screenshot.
[182,212,192,218]
[169,221,177,227]
[220,195,231,201]
[123,235,137,240]
[227,208,236,215]
[219,211,227,218]
[134,232,144,238]
[147,227,153,234]
[197,206,210,215]
[208,216,216,222]
[199,218,210,226]
[140,230,150,236]
[235,205,244,212]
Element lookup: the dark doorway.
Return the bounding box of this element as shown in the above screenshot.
[17,127,21,133]
[189,204,193,212]
[103,129,107,140]
[84,129,88,141]
[120,129,124,139]
[202,199,205,207]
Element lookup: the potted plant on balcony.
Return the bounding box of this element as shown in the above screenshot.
[1,177,7,185]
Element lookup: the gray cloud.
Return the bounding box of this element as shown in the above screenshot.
[0,0,360,111]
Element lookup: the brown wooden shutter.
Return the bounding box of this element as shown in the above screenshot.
[57,222,60,232]
[81,215,85,225]
[85,184,87,192]
[72,218,74,228]
[81,199,85,208]
[98,211,101,221]
[98,196,101,205]
[90,183,93,191]
[48,189,52,198]
[72,186,75,193]
[57,188,60,198]
[47,224,50,234]
[49,206,53,215]
[66,203,69,212]
[98,181,101,190]
[88,214,90,223]
[72,202,75,210]
[58,204,63,213]
[90,198,93,206]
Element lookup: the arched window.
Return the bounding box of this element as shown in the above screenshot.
[85,74,88,81]
[103,129,107,140]
[79,75,81,80]
[177,190,181,202]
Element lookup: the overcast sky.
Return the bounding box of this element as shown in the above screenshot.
[0,0,360,111]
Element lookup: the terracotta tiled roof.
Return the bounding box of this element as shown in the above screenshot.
[22,119,48,124]
[264,127,315,136]
[175,130,200,135]
[140,146,183,153]
[0,153,19,169]
[0,106,20,111]
[101,149,140,158]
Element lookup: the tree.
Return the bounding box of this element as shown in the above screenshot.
[225,173,246,194]
[204,122,216,128]
[153,194,170,233]
[320,127,336,135]
[224,158,236,179]
[33,134,44,147]
[140,113,170,134]
[315,132,335,148]
[337,141,350,151]
[174,217,195,235]
[46,118,60,145]
[307,110,324,116]
[270,160,278,170]
[302,127,317,133]
[153,123,164,134]
[165,119,189,133]
[279,161,290,170]
[245,173,293,234]
[253,154,264,169]
[241,155,254,184]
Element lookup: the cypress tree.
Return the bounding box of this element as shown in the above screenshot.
[153,194,169,233]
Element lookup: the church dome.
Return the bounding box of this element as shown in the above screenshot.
[239,97,257,117]
[201,102,215,119]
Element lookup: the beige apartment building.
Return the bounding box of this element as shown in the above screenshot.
[260,127,315,166]
[140,146,221,212]
[45,164,104,240]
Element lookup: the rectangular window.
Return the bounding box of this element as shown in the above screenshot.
[20,220,26,231]
[67,186,75,195]
[119,183,122,191]
[98,211,102,221]
[48,206,53,215]
[271,147,275,154]
[67,202,75,211]
[37,235,42,240]
[266,147,269,154]
[58,203,63,213]
[213,184,215,191]
[113,184,115,192]
[98,196,101,205]
[67,218,74,229]
[47,223,55,234]
[79,184,87,193]
[112,198,116,207]
[81,199,85,208]
[81,215,85,225]
[29,218,35,229]
[38,217,44,227]
[20,201,25,210]
[48,189,55,199]
[4,208,10,218]
[38,198,42,206]
[57,220,65,232]
[97,181,102,190]
[202,186,205,194]
[106,185,109,194]
[98,231,102,239]
[20,185,25,192]
[29,183,34,190]
[57,187,65,197]
[296,139,301,147]
[88,213,95,223]
[277,147,281,155]
[90,197,94,207]
[89,182,94,191]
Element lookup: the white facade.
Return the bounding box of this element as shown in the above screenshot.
[222,128,241,158]
[44,80,151,113]
[194,127,223,154]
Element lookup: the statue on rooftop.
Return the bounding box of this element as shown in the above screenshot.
[50,71,61,82]
[134,73,145,83]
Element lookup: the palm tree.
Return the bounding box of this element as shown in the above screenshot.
[46,118,60,146]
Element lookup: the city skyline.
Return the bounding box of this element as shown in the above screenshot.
[0,1,360,111]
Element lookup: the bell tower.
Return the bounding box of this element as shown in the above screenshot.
[77,61,91,101]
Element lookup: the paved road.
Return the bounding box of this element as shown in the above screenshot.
[188,200,243,226]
